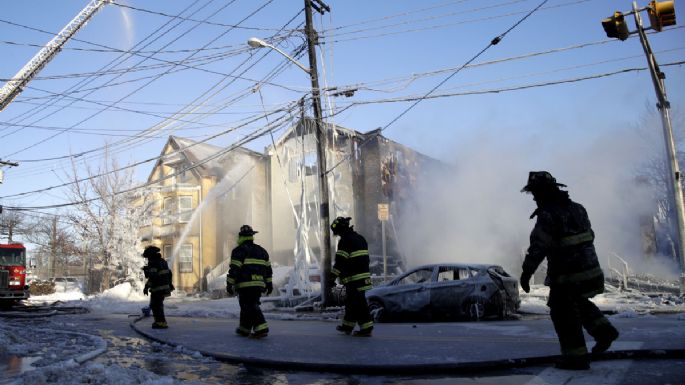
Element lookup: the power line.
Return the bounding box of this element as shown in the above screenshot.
[2,0,277,159]
[327,60,685,111]
[0,103,298,200]
[0,0,213,130]
[1,0,248,155]
[321,0,589,44]
[325,0,551,175]
[325,0,530,37]
[111,1,298,32]
[6,9,305,181]
[2,109,296,210]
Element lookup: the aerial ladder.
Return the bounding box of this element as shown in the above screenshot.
[0,0,110,112]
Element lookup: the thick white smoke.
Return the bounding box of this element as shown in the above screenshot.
[396,123,680,279]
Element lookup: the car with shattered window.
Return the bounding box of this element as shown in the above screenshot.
[365,263,520,322]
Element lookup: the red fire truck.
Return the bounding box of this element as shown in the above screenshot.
[0,243,30,307]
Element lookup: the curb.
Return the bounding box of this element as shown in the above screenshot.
[129,317,685,374]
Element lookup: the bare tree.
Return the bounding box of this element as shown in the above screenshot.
[66,149,154,292]
[634,105,685,262]
[22,213,80,277]
[0,208,26,243]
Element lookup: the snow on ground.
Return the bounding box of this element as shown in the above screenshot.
[518,284,685,316]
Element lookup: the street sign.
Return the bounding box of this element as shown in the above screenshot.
[378,203,389,221]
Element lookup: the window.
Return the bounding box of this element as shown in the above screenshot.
[437,269,455,282]
[437,266,473,281]
[163,245,173,260]
[303,152,317,176]
[397,268,433,285]
[162,197,173,225]
[179,244,193,273]
[179,196,192,223]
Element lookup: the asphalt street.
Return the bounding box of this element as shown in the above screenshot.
[131,314,685,374]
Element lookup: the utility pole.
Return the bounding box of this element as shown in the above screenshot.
[50,216,57,278]
[602,1,684,294]
[303,0,333,306]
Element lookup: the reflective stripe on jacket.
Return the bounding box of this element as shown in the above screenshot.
[523,197,604,298]
[145,258,173,295]
[332,230,372,292]
[227,240,272,291]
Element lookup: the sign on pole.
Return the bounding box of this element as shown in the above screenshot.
[378,203,389,221]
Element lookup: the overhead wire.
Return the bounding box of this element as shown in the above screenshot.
[1,0,253,157]
[0,0,214,132]
[2,107,297,210]
[325,0,551,175]
[325,60,685,114]
[110,1,294,32]
[321,0,589,44]
[4,0,286,167]
[324,0,475,31]
[324,39,685,97]
[6,7,306,182]
[324,0,530,38]
[0,102,299,200]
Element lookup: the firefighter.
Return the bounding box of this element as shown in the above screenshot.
[142,245,173,329]
[330,216,374,337]
[226,225,273,338]
[520,171,619,370]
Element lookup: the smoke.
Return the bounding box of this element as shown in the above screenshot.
[118,6,134,48]
[396,124,679,279]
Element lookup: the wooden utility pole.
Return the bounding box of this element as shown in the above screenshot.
[50,216,57,278]
[303,0,333,306]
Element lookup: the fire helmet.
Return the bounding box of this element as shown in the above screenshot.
[239,225,258,236]
[330,216,352,235]
[521,171,567,193]
[142,245,161,259]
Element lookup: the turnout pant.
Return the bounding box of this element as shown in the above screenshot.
[150,292,166,323]
[341,286,373,332]
[238,287,268,335]
[548,287,618,358]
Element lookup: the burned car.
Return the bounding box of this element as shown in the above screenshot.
[365,263,520,322]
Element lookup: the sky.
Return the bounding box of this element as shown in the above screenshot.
[0,0,684,274]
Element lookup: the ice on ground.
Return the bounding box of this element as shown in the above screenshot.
[10,361,200,385]
[518,284,685,316]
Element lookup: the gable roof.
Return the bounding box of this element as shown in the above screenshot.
[147,136,262,183]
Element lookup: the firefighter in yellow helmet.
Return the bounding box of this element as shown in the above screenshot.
[142,245,174,329]
[330,216,374,337]
[520,171,619,370]
[226,225,273,338]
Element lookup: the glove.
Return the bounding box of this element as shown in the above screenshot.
[520,271,531,293]
[143,286,149,296]
[226,285,235,296]
[264,282,273,296]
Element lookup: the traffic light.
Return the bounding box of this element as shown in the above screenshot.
[648,0,676,31]
[602,11,631,40]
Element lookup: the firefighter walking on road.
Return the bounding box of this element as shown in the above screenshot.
[226,225,273,338]
[142,245,174,329]
[520,171,619,370]
[330,216,374,337]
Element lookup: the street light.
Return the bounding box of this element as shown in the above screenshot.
[246,37,311,74]
[248,28,335,305]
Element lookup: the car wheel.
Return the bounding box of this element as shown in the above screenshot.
[464,300,485,321]
[368,299,386,323]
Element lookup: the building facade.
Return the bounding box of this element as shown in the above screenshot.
[140,120,443,292]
